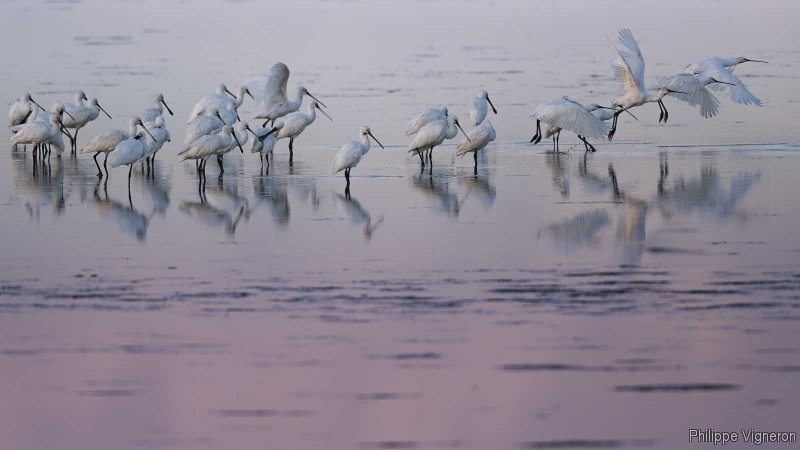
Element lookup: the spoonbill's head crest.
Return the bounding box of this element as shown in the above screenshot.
[22,92,32,101]
[479,90,489,99]
[88,97,99,106]
[156,93,164,101]
[299,86,327,108]
[207,106,220,117]
[436,105,448,116]
[132,116,144,126]
[154,116,165,128]
[360,126,371,136]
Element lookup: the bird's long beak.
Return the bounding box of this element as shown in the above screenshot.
[316,104,333,121]
[624,109,638,121]
[97,102,112,119]
[141,125,157,141]
[31,99,44,110]
[233,134,244,153]
[225,87,235,98]
[234,110,240,122]
[486,95,498,114]
[245,88,255,101]
[162,99,174,115]
[306,91,327,108]
[257,126,279,142]
[710,79,736,86]
[368,131,384,149]
[63,110,75,121]
[216,112,226,123]
[745,58,768,64]
[455,121,471,143]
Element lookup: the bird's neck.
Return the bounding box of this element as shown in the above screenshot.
[129,122,139,136]
[232,90,246,107]
[361,135,371,153]
[293,88,306,108]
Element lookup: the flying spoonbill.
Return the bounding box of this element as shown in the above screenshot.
[685,56,768,106]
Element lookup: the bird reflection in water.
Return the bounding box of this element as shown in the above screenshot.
[180,179,250,239]
[538,209,611,251]
[89,181,149,241]
[457,172,497,210]
[330,189,384,240]
[11,151,66,221]
[134,168,171,218]
[546,151,570,199]
[252,176,290,229]
[409,171,462,218]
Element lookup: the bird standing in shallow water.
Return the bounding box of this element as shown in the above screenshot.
[248,62,327,127]
[63,97,112,153]
[108,132,148,189]
[530,96,612,153]
[274,101,332,165]
[250,122,283,171]
[141,93,174,123]
[405,105,447,136]
[456,121,496,174]
[82,117,154,178]
[407,115,470,168]
[330,126,384,194]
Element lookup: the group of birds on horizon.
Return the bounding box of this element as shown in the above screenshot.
[8,29,768,195]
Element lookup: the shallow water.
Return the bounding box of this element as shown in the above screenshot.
[2,0,800,449]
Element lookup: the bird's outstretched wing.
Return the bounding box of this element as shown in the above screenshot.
[261,62,291,107]
[531,99,610,141]
[617,28,646,90]
[238,76,268,103]
[699,66,764,106]
[650,74,721,118]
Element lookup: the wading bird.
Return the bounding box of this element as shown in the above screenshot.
[251,122,283,171]
[407,115,470,167]
[10,113,63,157]
[108,131,148,188]
[213,121,255,174]
[530,96,611,153]
[468,90,497,126]
[685,56,768,106]
[141,93,174,123]
[456,120,496,174]
[82,117,154,178]
[63,97,112,152]
[405,105,447,136]
[274,101,331,164]
[178,125,244,183]
[182,107,226,149]
[330,126,384,189]
[248,62,327,127]
[9,93,45,126]
[187,84,235,123]
[189,85,253,123]
[606,29,688,140]
[141,116,171,164]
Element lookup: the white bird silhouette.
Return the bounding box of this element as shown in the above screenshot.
[248,62,327,126]
[82,117,154,178]
[405,105,447,136]
[141,93,174,123]
[468,90,497,126]
[250,122,283,171]
[187,84,235,123]
[274,101,332,164]
[330,126,384,187]
[407,115,470,167]
[685,56,768,107]
[530,96,610,153]
[456,121,496,174]
[63,97,112,152]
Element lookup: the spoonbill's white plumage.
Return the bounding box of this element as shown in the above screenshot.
[648,73,729,119]
[250,122,283,170]
[250,62,327,126]
[407,114,470,167]
[405,105,447,136]
[108,131,148,186]
[606,28,687,140]
[217,103,240,126]
[63,91,88,111]
[468,90,497,126]
[178,125,244,180]
[63,97,112,152]
[82,116,153,178]
[141,93,174,123]
[182,107,225,149]
[274,101,331,164]
[456,121,496,174]
[685,57,767,107]
[330,126,384,187]
[9,93,44,126]
[10,113,62,149]
[530,96,611,153]
[142,116,171,163]
[212,121,254,174]
[187,84,234,123]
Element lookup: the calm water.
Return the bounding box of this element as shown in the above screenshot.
[2,0,800,449]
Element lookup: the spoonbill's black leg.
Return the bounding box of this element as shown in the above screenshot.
[93,152,102,177]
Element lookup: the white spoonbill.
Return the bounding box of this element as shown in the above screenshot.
[188,85,253,123]
[649,73,734,120]
[456,121,496,174]
[218,102,240,126]
[182,107,226,149]
[606,28,688,140]
[330,126,384,187]
[108,131,147,186]
[142,116,171,163]
[685,57,767,106]
[407,115,470,167]
[468,90,498,126]
[141,93,174,123]
[249,62,327,126]
[10,113,62,156]
[63,97,112,152]
[82,117,155,178]
[250,122,283,170]
[9,93,45,126]
[405,105,447,136]
[187,83,235,123]
[178,125,244,180]
[274,101,332,164]
[213,121,255,174]
[530,96,611,153]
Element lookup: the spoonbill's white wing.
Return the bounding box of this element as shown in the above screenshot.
[330,141,363,174]
[531,99,610,140]
[108,139,146,167]
[178,134,224,160]
[239,76,268,103]
[407,121,447,153]
[275,113,308,140]
[82,130,129,153]
[650,73,721,118]
[456,125,492,157]
[590,108,616,122]
[9,101,28,125]
[259,63,291,113]
[469,97,487,126]
[182,117,223,148]
[405,108,446,136]
[698,66,763,106]
[617,28,646,90]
